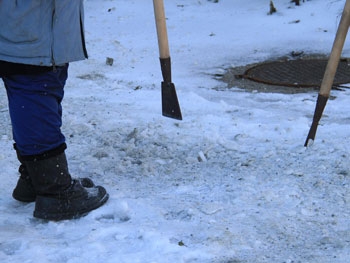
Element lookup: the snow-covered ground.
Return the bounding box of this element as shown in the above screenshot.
[1,0,350,262]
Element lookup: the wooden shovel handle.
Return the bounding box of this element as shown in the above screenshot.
[320,0,350,97]
[153,0,170,59]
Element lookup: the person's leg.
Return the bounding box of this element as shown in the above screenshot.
[3,66,108,219]
[3,65,68,156]
[3,66,68,202]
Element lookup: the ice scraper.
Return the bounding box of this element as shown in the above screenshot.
[153,0,182,120]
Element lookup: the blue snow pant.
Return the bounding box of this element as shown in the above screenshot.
[1,64,68,157]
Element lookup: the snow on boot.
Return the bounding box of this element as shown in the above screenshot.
[24,150,109,221]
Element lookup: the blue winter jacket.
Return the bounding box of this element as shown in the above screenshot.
[0,0,88,66]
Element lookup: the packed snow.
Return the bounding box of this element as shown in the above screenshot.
[1,0,350,262]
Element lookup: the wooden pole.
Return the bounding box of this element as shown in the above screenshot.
[304,0,350,146]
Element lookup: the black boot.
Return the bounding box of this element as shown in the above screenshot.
[12,164,36,202]
[34,179,108,220]
[12,144,95,203]
[12,168,96,203]
[24,148,109,221]
[12,144,36,202]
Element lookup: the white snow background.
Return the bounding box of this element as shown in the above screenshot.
[0,0,350,262]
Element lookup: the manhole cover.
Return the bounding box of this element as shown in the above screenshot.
[240,58,350,87]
